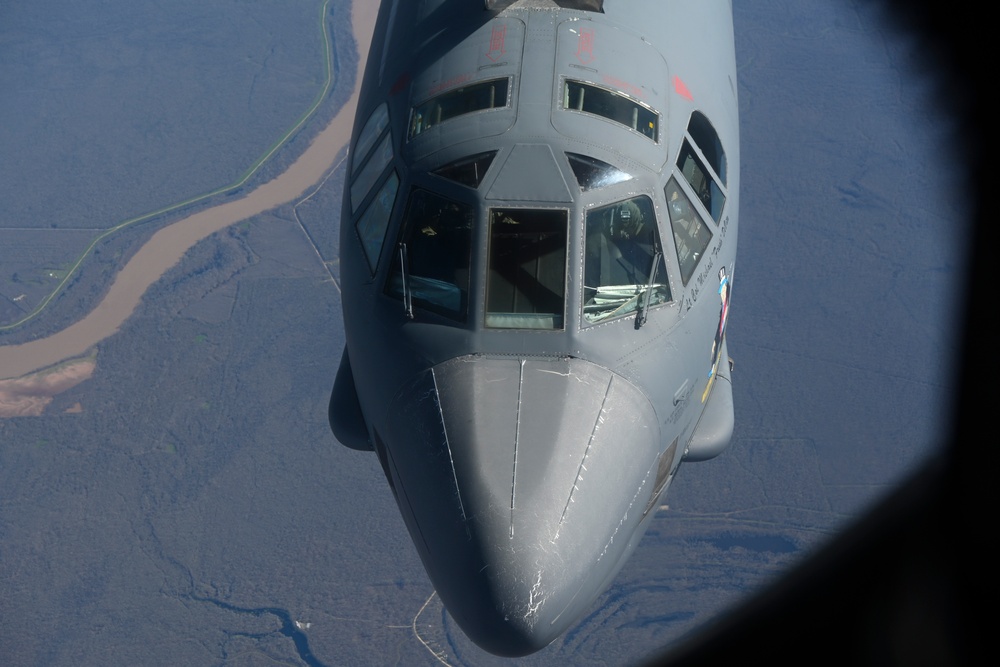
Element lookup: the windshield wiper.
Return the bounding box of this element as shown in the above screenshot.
[399,243,414,319]
[635,243,662,329]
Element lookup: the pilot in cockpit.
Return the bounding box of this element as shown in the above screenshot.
[584,195,666,323]
[603,198,652,285]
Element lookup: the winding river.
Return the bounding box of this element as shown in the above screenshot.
[0,1,378,381]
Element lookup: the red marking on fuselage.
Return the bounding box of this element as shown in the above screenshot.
[576,28,595,64]
[602,74,643,100]
[673,75,693,101]
[390,71,411,95]
[487,24,507,61]
[427,72,472,97]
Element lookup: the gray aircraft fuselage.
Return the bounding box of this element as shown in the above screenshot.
[330,0,739,656]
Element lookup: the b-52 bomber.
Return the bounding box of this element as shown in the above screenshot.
[330,0,738,656]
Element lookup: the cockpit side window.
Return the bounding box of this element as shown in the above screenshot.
[563,80,658,140]
[677,139,726,222]
[350,103,399,275]
[677,112,727,222]
[350,104,394,214]
[665,177,713,285]
[351,132,394,214]
[355,170,400,275]
[385,189,474,322]
[486,208,567,330]
[584,196,670,324]
[688,111,727,186]
[409,78,510,140]
[352,103,389,177]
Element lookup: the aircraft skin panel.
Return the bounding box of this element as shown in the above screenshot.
[384,355,661,655]
[328,349,372,451]
[332,0,739,656]
[486,143,574,201]
[685,338,735,461]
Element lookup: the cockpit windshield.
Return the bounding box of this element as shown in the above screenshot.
[486,208,567,330]
[584,196,669,324]
[433,151,498,188]
[386,189,475,322]
[566,152,632,191]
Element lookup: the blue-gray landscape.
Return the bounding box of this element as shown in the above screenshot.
[0,1,965,664]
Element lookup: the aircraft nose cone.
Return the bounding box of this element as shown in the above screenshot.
[383,356,662,656]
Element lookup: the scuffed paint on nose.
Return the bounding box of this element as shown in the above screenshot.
[382,355,662,656]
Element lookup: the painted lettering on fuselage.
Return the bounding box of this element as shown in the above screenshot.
[576,28,596,64]
[487,24,507,61]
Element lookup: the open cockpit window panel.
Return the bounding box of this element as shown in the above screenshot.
[386,188,474,322]
[566,152,632,191]
[486,208,567,330]
[563,80,658,141]
[432,151,498,188]
[583,196,670,325]
[665,177,713,286]
[676,138,726,222]
[355,170,400,275]
[408,78,510,140]
[687,111,727,187]
[352,103,389,177]
[351,131,394,214]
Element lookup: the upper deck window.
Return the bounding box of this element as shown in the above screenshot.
[584,196,669,324]
[386,189,474,322]
[486,208,567,330]
[409,78,510,140]
[563,80,658,140]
